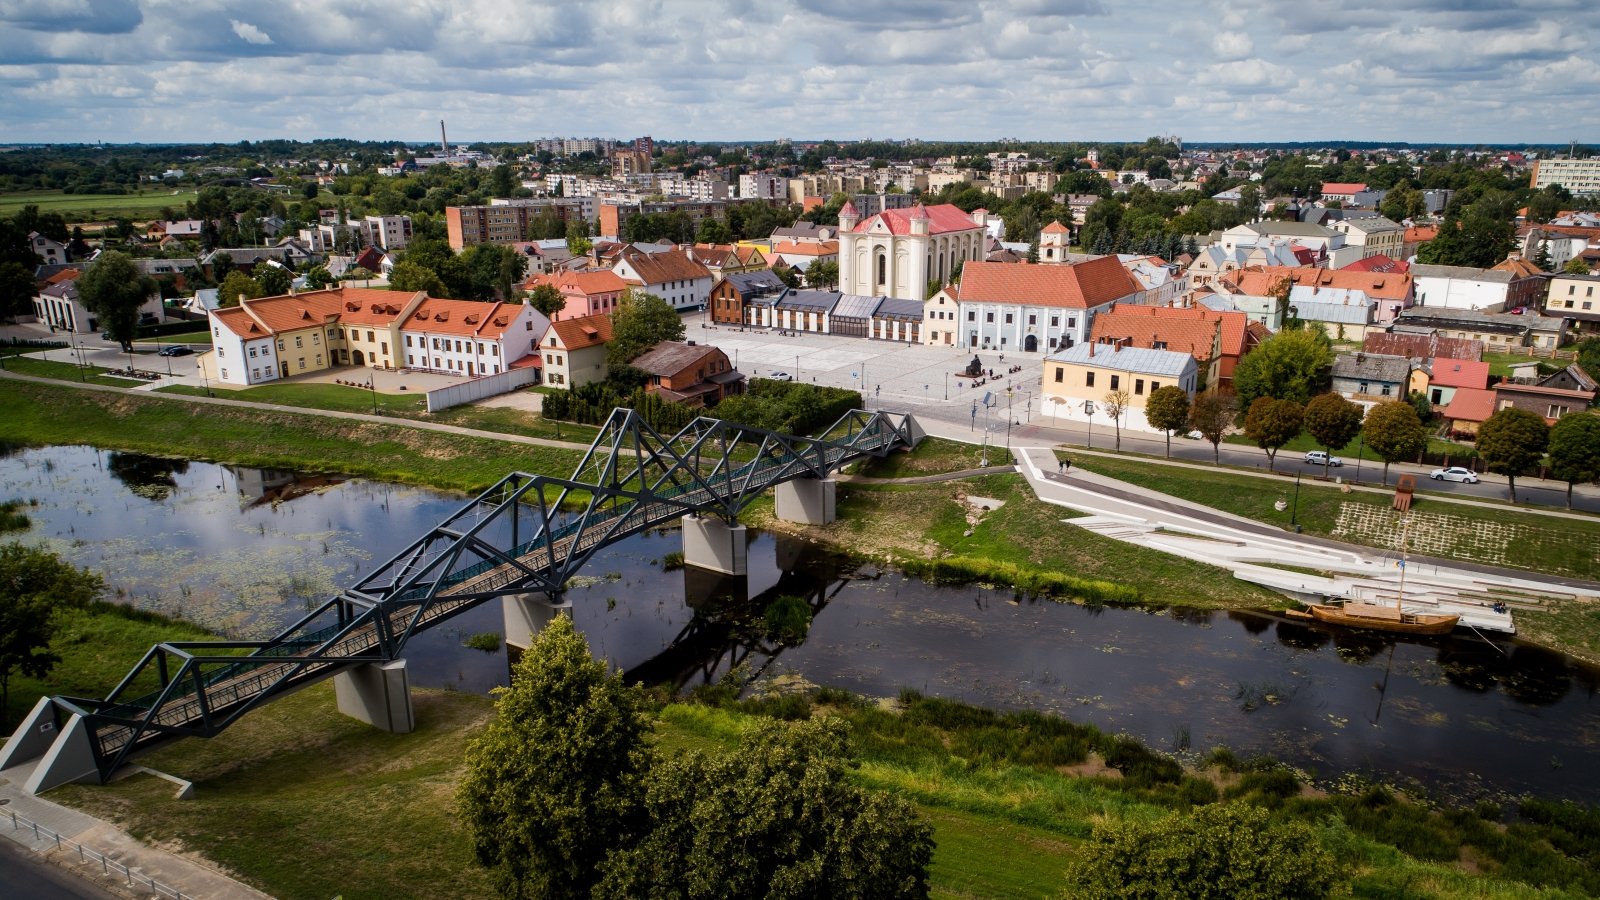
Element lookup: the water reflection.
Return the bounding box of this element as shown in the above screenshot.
[106,453,189,501]
[4,445,1600,803]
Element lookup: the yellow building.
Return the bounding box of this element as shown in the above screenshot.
[1039,341,1199,434]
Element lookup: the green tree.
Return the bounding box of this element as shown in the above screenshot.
[1102,388,1132,452]
[1547,413,1600,509]
[695,217,733,244]
[1477,406,1550,503]
[1406,389,1433,425]
[1,543,104,726]
[387,260,447,296]
[527,283,567,318]
[456,615,649,900]
[609,289,685,364]
[1303,393,1363,478]
[1363,400,1427,485]
[1144,385,1191,458]
[1244,397,1304,471]
[0,261,35,322]
[76,250,154,350]
[1231,327,1332,409]
[1188,391,1233,464]
[597,717,934,900]
[1564,257,1593,276]
[1064,803,1339,900]
[253,264,291,297]
[303,265,334,290]
[218,270,263,308]
[806,258,839,290]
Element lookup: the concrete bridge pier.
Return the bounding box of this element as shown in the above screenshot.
[775,477,837,525]
[502,592,572,652]
[682,514,747,575]
[335,659,414,734]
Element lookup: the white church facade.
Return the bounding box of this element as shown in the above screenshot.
[838,202,987,301]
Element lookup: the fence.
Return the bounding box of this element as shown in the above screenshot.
[5,808,188,899]
[424,366,540,412]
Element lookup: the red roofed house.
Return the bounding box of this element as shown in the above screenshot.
[1341,255,1409,274]
[630,340,745,408]
[838,202,987,301]
[1492,365,1599,425]
[1440,388,1496,438]
[1319,182,1368,204]
[610,245,714,312]
[954,257,1142,354]
[1425,358,1490,408]
[523,269,628,320]
[537,313,614,389]
[1089,305,1265,392]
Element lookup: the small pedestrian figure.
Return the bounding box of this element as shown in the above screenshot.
[1059,458,1070,474]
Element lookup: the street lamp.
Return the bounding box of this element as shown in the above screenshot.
[1290,470,1302,530]
[944,371,949,400]
[367,376,379,415]
[1354,432,1365,484]
[1005,387,1015,453]
[1083,400,1096,449]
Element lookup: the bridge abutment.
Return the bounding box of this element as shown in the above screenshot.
[334,659,415,734]
[775,478,837,525]
[0,698,102,792]
[681,514,748,575]
[502,592,572,651]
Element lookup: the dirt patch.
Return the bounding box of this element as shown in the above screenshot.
[1059,754,1121,780]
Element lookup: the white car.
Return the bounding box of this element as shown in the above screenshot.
[1304,451,1342,467]
[766,371,793,382]
[1430,466,1479,484]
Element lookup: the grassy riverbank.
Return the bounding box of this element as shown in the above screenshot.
[2,356,147,388]
[30,606,1600,900]
[0,380,584,493]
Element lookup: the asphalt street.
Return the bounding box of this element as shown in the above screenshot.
[0,838,115,900]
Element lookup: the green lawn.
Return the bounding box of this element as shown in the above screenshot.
[1,355,147,388]
[0,188,199,222]
[1223,428,1477,464]
[155,382,598,444]
[141,331,216,345]
[1482,350,1565,379]
[0,380,584,494]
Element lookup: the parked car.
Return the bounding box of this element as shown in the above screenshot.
[157,345,193,357]
[767,371,793,382]
[1304,451,1343,467]
[1430,466,1479,483]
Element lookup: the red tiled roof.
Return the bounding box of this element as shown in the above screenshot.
[1362,333,1482,361]
[548,313,613,350]
[957,258,1140,309]
[1091,303,1255,359]
[1221,265,1412,302]
[1091,309,1221,363]
[43,268,81,285]
[1429,359,1490,390]
[1040,220,1070,234]
[771,240,838,256]
[1441,387,1495,423]
[1492,257,1543,279]
[406,298,519,339]
[851,203,980,236]
[1320,182,1367,195]
[525,270,627,297]
[1341,254,1409,274]
[1404,225,1439,243]
[614,247,711,286]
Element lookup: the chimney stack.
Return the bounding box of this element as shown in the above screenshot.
[440,119,448,156]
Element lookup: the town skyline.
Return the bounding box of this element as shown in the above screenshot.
[2,0,1596,146]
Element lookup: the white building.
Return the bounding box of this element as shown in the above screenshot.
[1531,157,1600,196]
[739,173,788,201]
[1412,264,1516,312]
[952,257,1142,354]
[610,245,714,312]
[361,214,413,251]
[838,202,987,301]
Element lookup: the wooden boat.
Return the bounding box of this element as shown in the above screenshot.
[1301,515,1459,636]
[1306,602,1458,635]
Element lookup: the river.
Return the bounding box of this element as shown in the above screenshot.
[3,445,1597,804]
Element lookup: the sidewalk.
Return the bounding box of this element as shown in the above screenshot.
[0,761,272,900]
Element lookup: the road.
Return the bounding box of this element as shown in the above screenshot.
[0,839,116,900]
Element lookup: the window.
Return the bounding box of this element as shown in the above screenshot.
[367,330,375,343]
[1110,374,1120,390]
[217,347,225,357]
[405,335,412,347]
[221,368,228,378]
[1068,318,1077,329]
[1151,381,1160,392]
[213,326,220,336]
[276,340,284,351]
[248,346,257,358]
[1359,381,1369,394]
[1004,313,1013,324]
[1135,379,1144,395]
[526,320,533,330]
[455,340,463,352]
[295,336,303,349]
[381,342,388,354]
[407,354,414,365]
[1550,404,1570,419]
[967,311,976,322]
[1054,367,1064,383]
[1380,385,1392,396]
[298,359,306,370]
[1050,316,1059,328]
[1086,371,1095,388]
[251,368,259,380]
[312,332,320,345]
[316,353,323,365]
[986,312,994,323]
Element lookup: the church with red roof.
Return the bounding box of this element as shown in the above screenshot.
[837,202,987,301]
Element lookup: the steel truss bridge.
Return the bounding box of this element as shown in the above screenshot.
[27,407,922,784]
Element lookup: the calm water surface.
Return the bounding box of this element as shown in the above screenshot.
[4,445,1597,803]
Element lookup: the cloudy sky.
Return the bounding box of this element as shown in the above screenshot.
[2,0,1595,146]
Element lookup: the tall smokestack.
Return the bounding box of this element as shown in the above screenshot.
[440,120,448,156]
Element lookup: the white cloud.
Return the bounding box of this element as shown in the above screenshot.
[1212,31,1253,60]
[229,19,271,45]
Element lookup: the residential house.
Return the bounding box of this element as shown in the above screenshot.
[1222,266,1414,337]
[1392,306,1567,350]
[768,240,839,284]
[708,269,788,326]
[1492,365,1598,424]
[1402,225,1439,260]
[1544,273,1600,336]
[838,202,987,301]
[923,286,962,346]
[1425,358,1490,408]
[206,288,423,386]
[1331,353,1422,408]
[1440,388,1497,437]
[145,220,205,242]
[1185,240,1305,290]
[1120,255,1186,307]
[1089,305,1264,392]
[29,232,69,265]
[1319,182,1368,205]
[1040,341,1199,433]
[685,243,767,280]
[1413,261,1541,313]
[955,257,1143,354]
[204,243,314,277]
[1519,225,1594,271]
[524,270,628,320]
[399,298,547,378]
[538,313,614,389]
[1340,255,1408,274]
[361,214,413,251]
[610,245,714,312]
[1201,270,1290,331]
[1330,216,1405,260]
[32,268,162,334]
[1219,221,1352,265]
[629,340,744,408]
[769,222,837,245]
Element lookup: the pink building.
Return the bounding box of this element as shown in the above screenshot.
[523,270,628,321]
